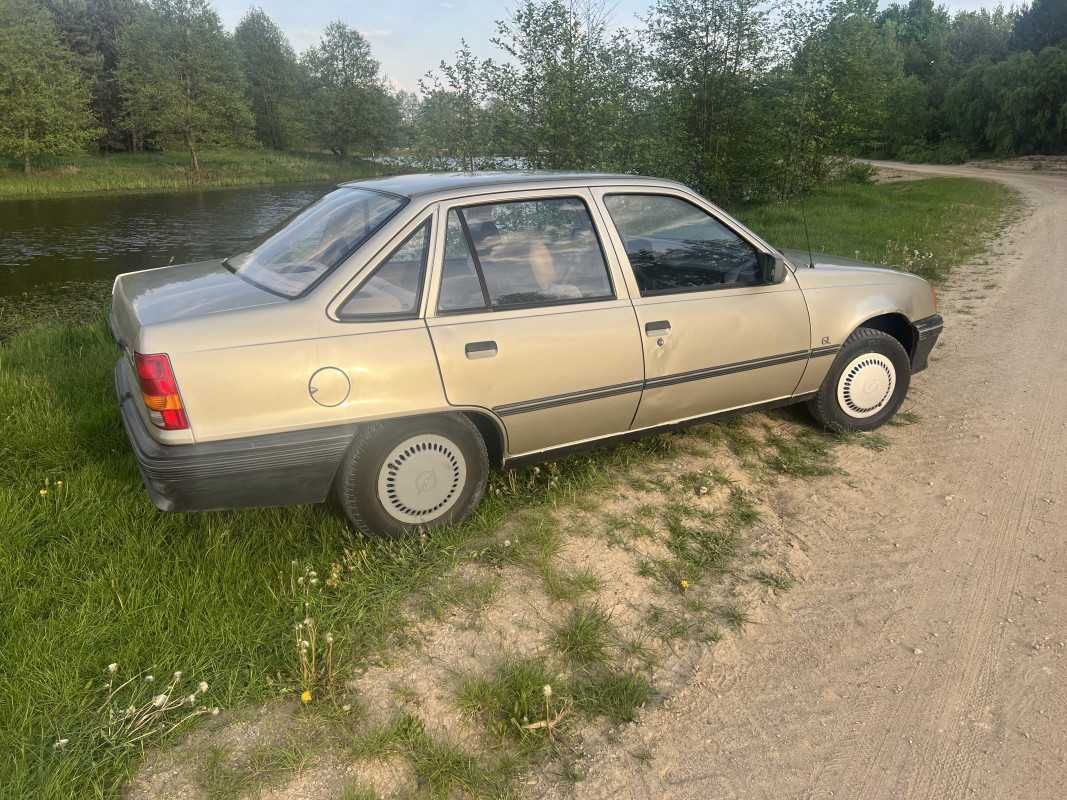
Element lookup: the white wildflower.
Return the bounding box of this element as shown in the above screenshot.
[325,633,334,645]
[172,671,183,681]
[198,681,209,694]
[107,663,119,675]
[53,738,69,750]
[152,694,168,708]
[211,707,220,716]
[542,684,553,698]
[144,674,154,683]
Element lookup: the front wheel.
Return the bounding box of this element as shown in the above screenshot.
[807,326,911,432]
[333,414,489,538]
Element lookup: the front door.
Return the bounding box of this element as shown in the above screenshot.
[595,190,811,430]
[425,191,644,457]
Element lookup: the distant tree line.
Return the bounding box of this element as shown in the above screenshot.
[0,0,1064,201]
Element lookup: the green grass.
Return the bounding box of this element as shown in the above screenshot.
[552,606,614,668]
[736,176,1016,282]
[0,149,390,199]
[347,713,514,798]
[0,320,683,798]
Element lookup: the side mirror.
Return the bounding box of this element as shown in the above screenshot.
[758,252,788,284]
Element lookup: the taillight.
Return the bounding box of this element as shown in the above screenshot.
[134,352,189,430]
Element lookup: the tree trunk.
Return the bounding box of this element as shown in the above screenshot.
[186,132,200,174]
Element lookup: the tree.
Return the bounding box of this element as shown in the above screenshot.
[234,7,306,150]
[41,0,140,150]
[645,0,775,197]
[490,0,615,170]
[302,22,395,158]
[419,39,492,170]
[1012,0,1067,53]
[0,0,97,172]
[116,0,253,171]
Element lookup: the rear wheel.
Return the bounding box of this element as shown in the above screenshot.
[807,326,911,432]
[334,414,489,538]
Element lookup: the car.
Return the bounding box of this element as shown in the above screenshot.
[110,172,943,537]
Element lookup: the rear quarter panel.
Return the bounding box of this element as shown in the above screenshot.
[144,303,449,444]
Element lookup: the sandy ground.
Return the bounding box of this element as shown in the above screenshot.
[563,163,1067,798]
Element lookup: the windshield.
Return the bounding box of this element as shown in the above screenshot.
[228,188,406,297]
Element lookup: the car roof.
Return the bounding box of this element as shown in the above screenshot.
[338,170,690,200]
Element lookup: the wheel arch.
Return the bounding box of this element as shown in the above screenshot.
[854,311,916,360]
[457,408,508,469]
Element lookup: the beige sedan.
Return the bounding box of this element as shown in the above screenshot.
[110,172,942,536]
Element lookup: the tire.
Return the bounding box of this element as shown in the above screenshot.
[333,413,489,538]
[807,326,911,432]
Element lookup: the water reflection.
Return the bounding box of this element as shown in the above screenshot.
[0,184,329,296]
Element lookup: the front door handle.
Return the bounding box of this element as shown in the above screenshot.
[645,320,671,336]
[465,340,498,359]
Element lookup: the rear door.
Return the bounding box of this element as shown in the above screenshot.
[593,189,811,430]
[425,189,644,458]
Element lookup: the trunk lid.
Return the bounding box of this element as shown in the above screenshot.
[110,259,285,351]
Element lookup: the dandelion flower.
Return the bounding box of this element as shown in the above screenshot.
[152,694,168,708]
[325,633,334,645]
[211,707,220,716]
[172,671,183,681]
[503,539,512,547]
[39,489,48,496]
[107,663,119,675]
[542,684,553,698]
[56,480,64,487]
[300,690,312,704]
[125,705,136,716]
[144,674,154,683]
[680,579,690,591]
[198,681,209,694]
[186,694,197,706]
[53,738,69,750]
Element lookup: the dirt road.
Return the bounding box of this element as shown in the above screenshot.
[570,163,1067,799]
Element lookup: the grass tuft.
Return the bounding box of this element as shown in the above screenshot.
[574,670,654,723]
[552,605,615,668]
[752,569,796,592]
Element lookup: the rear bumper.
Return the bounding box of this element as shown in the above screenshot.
[911,314,943,373]
[115,361,355,512]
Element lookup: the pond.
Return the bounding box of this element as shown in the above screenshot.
[0,183,331,297]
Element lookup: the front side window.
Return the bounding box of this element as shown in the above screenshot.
[337,220,430,319]
[603,194,762,295]
[437,197,613,312]
[228,188,405,297]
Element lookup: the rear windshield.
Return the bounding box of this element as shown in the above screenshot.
[228,188,406,297]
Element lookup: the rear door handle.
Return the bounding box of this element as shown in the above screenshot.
[645,320,671,336]
[465,340,498,359]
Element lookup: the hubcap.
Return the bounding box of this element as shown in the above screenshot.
[377,434,467,524]
[837,353,896,418]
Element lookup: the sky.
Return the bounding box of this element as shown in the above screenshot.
[211,0,1004,91]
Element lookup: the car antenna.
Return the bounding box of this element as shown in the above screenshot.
[801,194,815,269]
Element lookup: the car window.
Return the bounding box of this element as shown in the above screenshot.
[228,188,406,298]
[338,220,430,319]
[438,197,614,312]
[603,194,762,295]
[438,211,489,312]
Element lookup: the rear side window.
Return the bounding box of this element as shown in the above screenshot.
[338,220,431,319]
[603,194,762,295]
[437,197,614,313]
